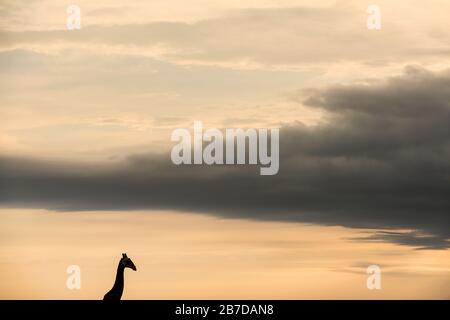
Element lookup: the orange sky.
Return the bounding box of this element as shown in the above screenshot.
[1,209,448,299]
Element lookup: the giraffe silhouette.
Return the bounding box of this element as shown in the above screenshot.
[103,253,137,300]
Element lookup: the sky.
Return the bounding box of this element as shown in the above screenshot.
[0,0,449,299]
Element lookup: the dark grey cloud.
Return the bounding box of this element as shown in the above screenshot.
[350,231,450,250]
[1,67,449,249]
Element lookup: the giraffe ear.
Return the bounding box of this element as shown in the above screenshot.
[122,253,127,258]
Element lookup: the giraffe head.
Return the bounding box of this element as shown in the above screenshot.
[121,253,137,271]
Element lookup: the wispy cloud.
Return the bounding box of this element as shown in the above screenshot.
[1,4,449,70]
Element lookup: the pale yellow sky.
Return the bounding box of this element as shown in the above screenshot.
[1,0,449,159]
[1,209,449,299]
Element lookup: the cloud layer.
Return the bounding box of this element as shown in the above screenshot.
[1,67,449,249]
[2,4,449,69]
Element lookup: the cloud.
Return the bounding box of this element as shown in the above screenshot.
[1,4,449,69]
[1,67,449,249]
[350,231,450,251]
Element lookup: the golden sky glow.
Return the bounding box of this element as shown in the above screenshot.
[1,209,449,299]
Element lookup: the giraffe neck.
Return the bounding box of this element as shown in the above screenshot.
[112,262,125,294]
